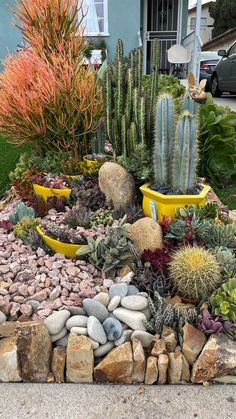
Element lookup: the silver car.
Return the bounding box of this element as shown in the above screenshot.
[211,41,236,96]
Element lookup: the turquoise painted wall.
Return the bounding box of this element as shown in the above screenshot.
[0,0,22,71]
[91,0,141,60]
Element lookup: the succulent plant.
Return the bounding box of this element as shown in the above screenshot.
[131,262,171,296]
[165,212,212,245]
[0,219,13,233]
[88,209,113,227]
[144,291,198,343]
[202,223,236,248]
[25,229,53,254]
[71,178,106,212]
[211,247,236,279]
[13,216,38,241]
[142,244,173,276]
[175,203,219,221]
[210,278,236,321]
[66,206,92,229]
[9,202,35,225]
[77,217,133,279]
[113,204,144,224]
[197,308,232,335]
[169,246,222,301]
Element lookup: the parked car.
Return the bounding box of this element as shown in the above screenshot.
[199,51,220,90]
[211,41,236,96]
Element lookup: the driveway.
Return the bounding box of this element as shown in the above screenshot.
[212,95,236,112]
[0,383,235,419]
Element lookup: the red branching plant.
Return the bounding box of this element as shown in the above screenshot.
[142,243,173,276]
[0,0,103,159]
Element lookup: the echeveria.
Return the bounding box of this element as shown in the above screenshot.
[197,309,232,335]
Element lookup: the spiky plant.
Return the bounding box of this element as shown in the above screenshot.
[169,246,222,301]
[9,202,35,225]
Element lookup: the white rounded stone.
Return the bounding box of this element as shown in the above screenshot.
[44,310,70,335]
[87,338,99,350]
[87,316,107,345]
[121,295,148,311]
[94,341,114,358]
[66,315,88,330]
[113,308,146,331]
[108,296,121,312]
[70,327,88,336]
[131,331,155,348]
[93,292,110,307]
[51,327,67,343]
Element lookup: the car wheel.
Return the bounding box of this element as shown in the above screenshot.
[211,74,222,97]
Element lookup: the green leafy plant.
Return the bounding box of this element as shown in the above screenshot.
[203,223,236,248]
[113,204,144,224]
[199,95,236,186]
[88,209,113,227]
[9,202,35,225]
[117,143,152,183]
[77,217,133,278]
[210,278,236,321]
[13,216,38,240]
[211,246,236,279]
[66,206,92,229]
[169,246,222,301]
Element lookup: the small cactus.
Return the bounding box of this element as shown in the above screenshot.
[169,246,222,301]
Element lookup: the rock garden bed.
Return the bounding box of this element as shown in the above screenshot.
[0,0,236,387]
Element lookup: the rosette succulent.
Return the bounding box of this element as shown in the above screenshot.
[210,278,236,321]
[197,309,232,335]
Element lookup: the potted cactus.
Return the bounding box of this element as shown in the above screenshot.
[140,93,211,220]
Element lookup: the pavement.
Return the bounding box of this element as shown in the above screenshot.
[213,95,236,112]
[0,383,235,419]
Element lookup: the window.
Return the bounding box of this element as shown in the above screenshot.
[81,0,108,36]
[190,17,207,30]
[228,42,236,57]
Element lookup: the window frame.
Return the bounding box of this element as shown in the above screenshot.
[190,17,207,30]
[83,0,109,37]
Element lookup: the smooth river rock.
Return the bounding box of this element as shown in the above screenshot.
[70,327,88,336]
[131,331,155,348]
[93,292,110,307]
[87,316,107,345]
[102,318,123,341]
[83,299,109,323]
[66,315,88,330]
[44,310,70,335]
[121,295,148,311]
[127,285,139,296]
[94,342,115,358]
[108,296,121,312]
[109,284,128,299]
[113,308,146,331]
[51,328,67,343]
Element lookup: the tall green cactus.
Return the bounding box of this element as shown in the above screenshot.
[172,112,199,193]
[153,94,175,185]
[147,39,160,148]
[182,92,199,115]
[103,39,160,158]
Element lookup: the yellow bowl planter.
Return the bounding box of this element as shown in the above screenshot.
[33,184,72,201]
[140,183,211,221]
[36,226,86,259]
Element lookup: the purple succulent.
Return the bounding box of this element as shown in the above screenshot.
[197,309,232,335]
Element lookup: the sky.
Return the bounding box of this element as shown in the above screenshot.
[189,0,216,9]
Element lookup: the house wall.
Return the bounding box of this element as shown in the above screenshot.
[187,4,214,44]
[89,0,141,60]
[0,0,22,71]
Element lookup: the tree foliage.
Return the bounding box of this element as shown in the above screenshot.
[210,0,236,38]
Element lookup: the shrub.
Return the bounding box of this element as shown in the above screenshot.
[169,246,222,301]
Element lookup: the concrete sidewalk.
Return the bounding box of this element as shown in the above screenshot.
[0,383,235,419]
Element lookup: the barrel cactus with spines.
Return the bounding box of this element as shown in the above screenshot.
[172,111,199,194]
[153,94,175,186]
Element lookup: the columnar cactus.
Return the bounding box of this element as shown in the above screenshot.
[172,111,199,193]
[153,94,175,186]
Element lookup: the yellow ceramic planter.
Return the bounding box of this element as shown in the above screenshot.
[140,183,211,221]
[33,184,71,201]
[36,226,86,258]
[83,158,97,167]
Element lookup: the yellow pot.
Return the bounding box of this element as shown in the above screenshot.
[83,158,97,167]
[140,183,211,221]
[33,184,71,201]
[36,226,86,259]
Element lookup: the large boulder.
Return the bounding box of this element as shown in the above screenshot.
[0,337,22,382]
[191,334,236,383]
[182,323,206,366]
[98,162,135,209]
[66,335,94,383]
[129,217,163,254]
[94,342,133,384]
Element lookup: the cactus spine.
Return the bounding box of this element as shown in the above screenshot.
[154,94,175,185]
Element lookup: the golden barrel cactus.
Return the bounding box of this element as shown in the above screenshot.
[169,246,222,301]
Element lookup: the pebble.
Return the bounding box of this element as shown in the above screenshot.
[66,306,86,316]
[121,295,148,311]
[114,329,133,346]
[83,298,109,323]
[51,327,67,343]
[94,342,114,358]
[87,316,107,345]
[141,307,151,321]
[127,285,139,296]
[0,311,7,322]
[109,283,128,299]
[113,308,147,331]
[66,315,88,330]
[44,310,70,335]
[131,331,155,348]
[70,327,88,336]
[102,318,123,341]
[93,292,109,307]
[107,296,121,312]
[26,300,40,312]
[54,335,69,347]
[87,338,99,350]
[138,292,149,298]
